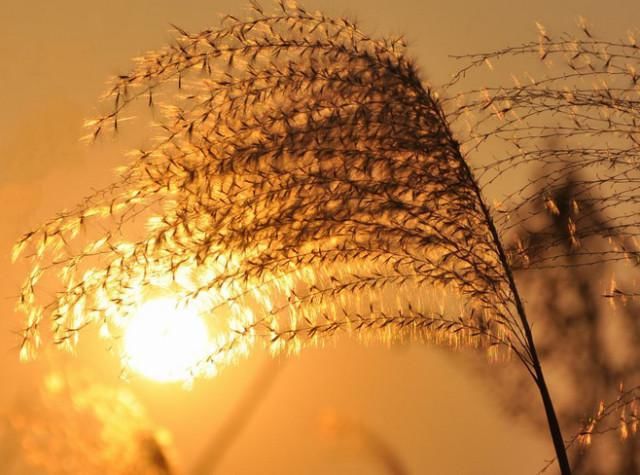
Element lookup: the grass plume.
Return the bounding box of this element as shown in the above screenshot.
[12,2,586,472]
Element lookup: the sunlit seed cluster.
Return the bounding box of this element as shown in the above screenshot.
[14,0,532,379]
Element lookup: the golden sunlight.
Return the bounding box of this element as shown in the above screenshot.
[123,298,211,383]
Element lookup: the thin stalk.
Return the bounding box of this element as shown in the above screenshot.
[478,174,571,475]
[190,357,284,475]
[475,173,571,474]
[433,102,572,474]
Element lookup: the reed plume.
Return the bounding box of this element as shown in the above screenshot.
[13,2,575,472]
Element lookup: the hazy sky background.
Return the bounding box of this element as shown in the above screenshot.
[1,1,639,473]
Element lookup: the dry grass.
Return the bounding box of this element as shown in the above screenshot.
[15,2,640,472]
[13,0,525,374]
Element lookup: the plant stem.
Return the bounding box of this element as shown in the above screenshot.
[476,184,571,475]
[190,358,284,475]
[485,199,572,474]
[475,183,572,475]
[433,101,572,474]
[532,357,572,475]
[479,195,572,475]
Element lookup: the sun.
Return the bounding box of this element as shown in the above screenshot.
[123,297,211,383]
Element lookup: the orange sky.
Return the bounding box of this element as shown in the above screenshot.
[1,1,639,473]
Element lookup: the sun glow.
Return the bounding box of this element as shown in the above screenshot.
[123,298,211,383]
